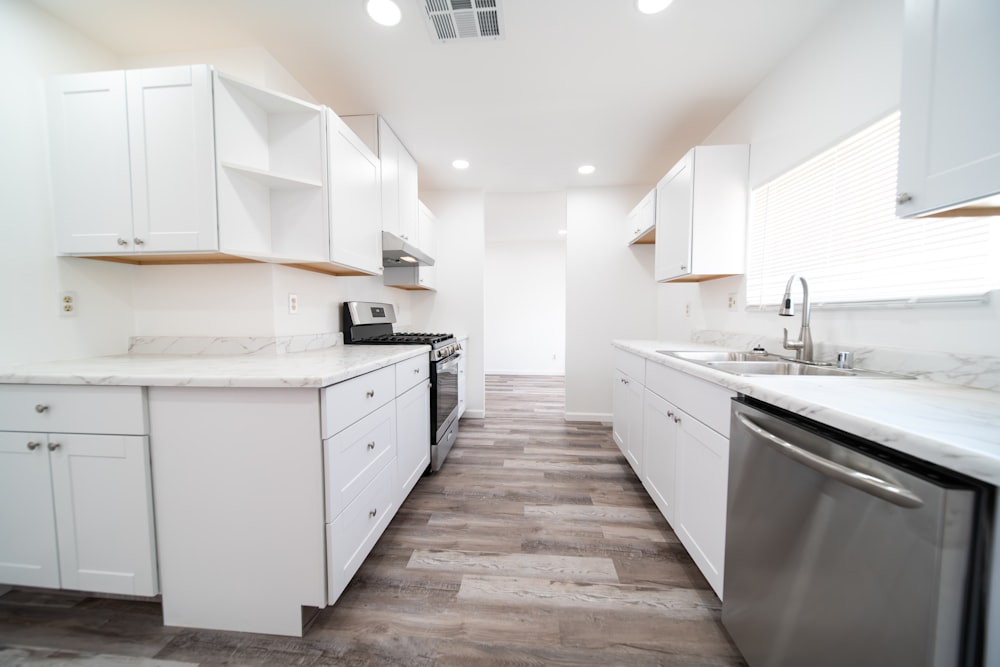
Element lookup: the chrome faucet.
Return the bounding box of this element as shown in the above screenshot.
[779,274,813,362]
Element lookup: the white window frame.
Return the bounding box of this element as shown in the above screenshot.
[745,111,1000,311]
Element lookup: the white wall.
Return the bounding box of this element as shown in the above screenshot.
[565,186,658,421]
[0,0,135,365]
[411,190,486,418]
[484,241,566,375]
[675,0,1000,358]
[483,191,568,375]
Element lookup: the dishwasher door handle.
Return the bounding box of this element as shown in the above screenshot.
[735,412,924,509]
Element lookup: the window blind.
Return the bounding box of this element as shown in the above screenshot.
[746,111,1000,309]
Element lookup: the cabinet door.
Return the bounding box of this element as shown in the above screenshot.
[126,65,217,253]
[396,380,430,504]
[457,346,467,419]
[418,202,437,260]
[612,371,644,474]
[897,0,1000,216]
[378,118,402,237]
[654,153,693,281]
[328,111,383,275]
[641,391,677,526]
[49,434,158,596]
[0,433,59,588]
[397,145,420,246]
[47,70,133,254]
[674,411,729,598]
[626,189,656,245]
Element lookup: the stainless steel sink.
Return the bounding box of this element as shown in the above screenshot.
[657,350,913,379]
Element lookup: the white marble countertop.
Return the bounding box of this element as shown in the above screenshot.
[0,345,428,389]
[614,339,1000,485]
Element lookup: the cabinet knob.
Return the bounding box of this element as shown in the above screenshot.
[366,389,375,398]
[367,441,376,451]
[680,265,688,271]
[673,416,681,424]
[368,508,378,518]
[133,237,145,246]
[27,441,41,451]
[117,238,129,246]
[35,404,49,413]
[413,368,420,374]
[896,192,912,204]
[667,410,674,418]
[48,442,61,451]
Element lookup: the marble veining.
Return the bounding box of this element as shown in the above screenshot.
[0,344,426,389]
[615,339,1000,485]
[128,333,343,356]
[691,329,1000,392]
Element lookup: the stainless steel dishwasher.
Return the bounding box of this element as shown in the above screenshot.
[724,397,990,667]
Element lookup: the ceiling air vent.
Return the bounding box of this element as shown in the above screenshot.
[423,0,505,43]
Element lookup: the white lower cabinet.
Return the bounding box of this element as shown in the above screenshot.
[672,405,729,598]
[0,385,157,596]
[641,390,677,525]
[396,379,430,504]
[612,348,734,599]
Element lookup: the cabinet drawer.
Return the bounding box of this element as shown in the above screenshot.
[395,354,428,394]
[0,385,147,435]
[645,363,735,437]
[614,349,645,382]
[324,402,396,520]
[326,460,396,603]
[321,366,395,438]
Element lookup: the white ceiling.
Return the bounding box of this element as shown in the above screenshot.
[29,0,841,193]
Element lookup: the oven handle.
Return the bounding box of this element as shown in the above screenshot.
[438,354,460,372]
[734,412,924,509]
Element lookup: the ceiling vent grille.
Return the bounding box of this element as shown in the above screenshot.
[423,0,505,43]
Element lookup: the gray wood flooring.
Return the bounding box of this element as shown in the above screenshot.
[0,374,745,666]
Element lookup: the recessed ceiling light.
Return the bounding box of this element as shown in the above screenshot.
[557,229,568,236]
[366,0,401,26]
[636,0,674,15]
[578,165,596,175]
[452,159,470,170]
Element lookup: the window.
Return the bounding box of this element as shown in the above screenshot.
[746,111,1000,309]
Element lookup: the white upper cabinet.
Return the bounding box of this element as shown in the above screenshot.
[128,66,218,253]
[896,0,1000,217]
[48,65,386,277]
[325,110,383,276]
[654,144,749,283]
[625,188,656,245]
[212,71,326,264]
[48,66,217,255]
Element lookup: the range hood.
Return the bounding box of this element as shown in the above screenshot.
[381,231,435,267]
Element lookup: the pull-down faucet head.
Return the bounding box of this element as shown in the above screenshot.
[779,274,813,361]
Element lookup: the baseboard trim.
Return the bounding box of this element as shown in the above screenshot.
[460,410,485,419]
[565,412,612,424]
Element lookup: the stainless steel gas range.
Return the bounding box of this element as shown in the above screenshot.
[342,301,461,472]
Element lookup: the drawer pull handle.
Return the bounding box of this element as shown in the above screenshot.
[35,404,49,413]
[117,237,129,246]
[27,441,41,451]
[413,368,420,374]
[366,390,375,398]
[48,442,61,452]
[367,441,376,451]
[134,237,145,245]
[368,508,378,518]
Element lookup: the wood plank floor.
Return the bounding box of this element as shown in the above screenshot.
[0,375,745,666]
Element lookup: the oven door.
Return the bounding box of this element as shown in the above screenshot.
[433,353,460,443]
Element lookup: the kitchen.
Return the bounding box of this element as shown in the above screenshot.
[1,0,999,664]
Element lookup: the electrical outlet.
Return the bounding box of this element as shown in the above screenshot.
[684,302,691,318]
[288,293,299,314]
[727,293,737,311]
[59,291,77,317]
